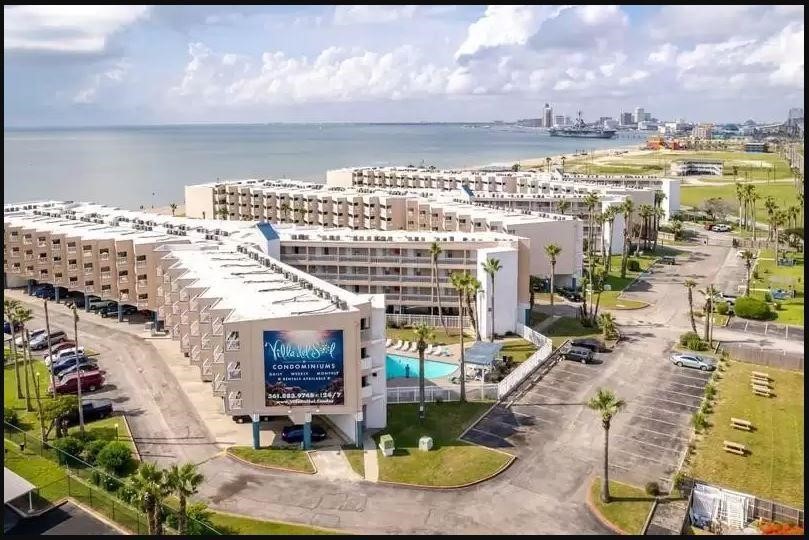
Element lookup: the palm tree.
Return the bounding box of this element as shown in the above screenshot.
[764,196,778,240]
[43,299,58,397]
[15,306,34,411]
[450,272,468,402]
[165,463,204,535]
[772,210,786,263]
[560,155,566,174]
[71,307,85,433]
[584,193,600,278]
[598,312,617,340]
[652,206,665,252]
[413,323,435,422]
[591,268,605,323]
[279,202,291,222]
[586,388,626,504]
[464,276,483,342]
[544,244,562,315]
[169,203,178,217]
[748,189,760,241]
[481,258,502,342]
[734,181,745,228]
[557,200,570,215]
[699,285,718,345]
[545,156,551,173]
[129,462,169,535]
[742,183,755,231]
[4,299,24,399]
[684,279,698,333]
[215,207,228,220]
[429,241,448,333]
[638,204,653,251]
[736,250,755,296]
[620,199,634,279]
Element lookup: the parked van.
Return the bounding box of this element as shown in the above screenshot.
[50,370,104,394]
[15,328,45,347]
[44,346,86,367]
[29,330,67,350]
[87,298,114,312]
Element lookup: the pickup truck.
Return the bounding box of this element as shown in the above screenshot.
[58,398,113,427]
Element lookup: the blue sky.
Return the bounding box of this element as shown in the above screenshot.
[3,5,804,127]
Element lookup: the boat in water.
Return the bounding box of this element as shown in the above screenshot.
[549,111,616,139]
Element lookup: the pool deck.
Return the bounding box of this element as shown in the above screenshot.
[386,343,496,388]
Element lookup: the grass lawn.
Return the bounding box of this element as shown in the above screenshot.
[4,361,54,430]
[590,477,655,534]
[342,446,365,478]
[374,402,512,487]
[749,250,804,326]
[386,326,473,346]
[209,511,339,535]
[686,361,804,507]
[540,316,601,349]
[681,182,801,222]
[498,337,537,363]
[227,446,315,473]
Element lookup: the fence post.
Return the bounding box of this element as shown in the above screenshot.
[67,474,71,497]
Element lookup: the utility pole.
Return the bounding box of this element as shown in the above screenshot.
[72,307,85,433]
[44,300,57,398]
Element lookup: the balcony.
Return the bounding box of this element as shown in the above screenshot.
[136,260,147,269]
[361,356,372,371]
[227,362,242,380]
[67,248,77,255]
[213,374,226,396]
[202,357,213,377]
[136,279,148,289]
[211,318,223,336]
[83,250,93,258]
[118,275,129,284]
[120,293,130,302]
[360,328,373,342]
[83,268,93,276]
[190,321,200,336]
[67,264,78,271]
[23,254,34,261]
[84,285,95,293]
[100,272,111,280]
[117,257,128,265]
[227,392,242,410]
[361,384,373,399]
[100,253,110,261]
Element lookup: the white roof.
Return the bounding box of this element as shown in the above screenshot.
[4,468,35,503]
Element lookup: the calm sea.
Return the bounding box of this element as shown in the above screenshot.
[4,123,640,209]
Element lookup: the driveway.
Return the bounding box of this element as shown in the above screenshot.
[725,318,804,343]
[6,289,220,467]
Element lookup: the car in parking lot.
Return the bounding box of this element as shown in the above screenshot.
[3,320,23,334]
[559,344,594,364]
[660,256,676,265]
[100,304,138,318]
[770,288,792,300]
[670,353,716,371]
[556,287,583,302]
[64,294,86,309]
[47,340,78,355]
[570,338,609,353]
[281,424,328,444]
[45,346,86,367]
[15,328,46,347]
[232,414,275,424]
[50,370,104,394]
[29,330,67,350]
[58,398,113,427]
[711,224,732,232]
[51,355,96,377]
[87,299,115,313]
[55,361,100,379]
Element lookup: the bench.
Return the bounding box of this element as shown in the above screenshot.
[731,417,753,431]
[751,371,770,381]
[753,387,772,397]
[723,440,746,455]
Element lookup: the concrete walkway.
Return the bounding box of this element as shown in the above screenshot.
[362,435,379,482]
[310,446,362,482]
[533,314,560,333]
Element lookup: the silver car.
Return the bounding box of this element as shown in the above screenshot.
[670,353,715,371]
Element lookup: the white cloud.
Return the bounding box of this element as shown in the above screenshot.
[648,43,677,64]
[74,61,131,103]
[333,5,418,25]
[745,23,804,87]
[618,70,649,86]
[4,5,150,53]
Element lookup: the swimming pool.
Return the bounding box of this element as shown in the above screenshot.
[386,354,458,380]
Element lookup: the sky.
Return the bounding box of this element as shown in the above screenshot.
[3,4,804,127]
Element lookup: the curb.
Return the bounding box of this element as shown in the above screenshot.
[208,507,348,535]
[585,475,629,535]
[225,447,317,475]
[120,414,141,462]
[375,453,516,490]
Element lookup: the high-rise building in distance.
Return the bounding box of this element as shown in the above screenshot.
[620,111,634,126]
[544,103,553,129]
[634,107,644,123]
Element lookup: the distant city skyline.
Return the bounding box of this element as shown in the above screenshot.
[4,5,804,127]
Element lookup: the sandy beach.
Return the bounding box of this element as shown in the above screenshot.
[477,141,645,171]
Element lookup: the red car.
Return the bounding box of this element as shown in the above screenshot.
[48,340,77,354]
[49,370,104,394]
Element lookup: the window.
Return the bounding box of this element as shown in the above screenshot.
[226,330,240,351]
[361,347,367,358]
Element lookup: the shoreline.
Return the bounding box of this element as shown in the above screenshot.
[474,141,644,171]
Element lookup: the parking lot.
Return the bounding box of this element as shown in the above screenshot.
[608,364,710,486]
[725,318,804,342]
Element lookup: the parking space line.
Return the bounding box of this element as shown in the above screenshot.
[614,434,685,453]
[637,395,700,410]
[526,384,579,396]
[631,403,692,419]
[548,368,591,380]
[627,413,683,429]
[668,380,710,391]
[670,372,711,384]
[612,447,671,466]
[469,427,516,442]
[646,387,706,401]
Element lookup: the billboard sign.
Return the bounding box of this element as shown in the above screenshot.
[264,329,344,406]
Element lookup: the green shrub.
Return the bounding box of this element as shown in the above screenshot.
[628,259,642,272]
[679,331,700,346]
[704,383,716,400]
[752,270,759,279]
[715,302,729,315]
[645,481,660,496]
[763,291,772,302]
[680,331,708,351]
[734,296,773,320]
[691,412,708,432]
[117,483,138,505]
[4,407,20,427]
[81,439,109,465]
[95,441,133,476]
[51,436,84,464]
[165,502,217,535]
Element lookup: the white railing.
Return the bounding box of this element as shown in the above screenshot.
[100,253,110,261]
[201,334,211,350]
[117,257,127,265]
[361,385,373,399]
[211,318,223,335]
[200,306,211,323]
[180,311,190,325]
[496,324,554,400]
[213,373,226,395]
[202,357,213,376]
[190,321,200,336]
[191,346,200,362]
[226,362,241,380]
[228,392,242,410]
[386,313,470,329]
[386,384,499,403]
[361,357,372,371]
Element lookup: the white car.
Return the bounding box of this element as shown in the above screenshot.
[14,328,46,347]
[44,346,86,367]
[712,224,731,232]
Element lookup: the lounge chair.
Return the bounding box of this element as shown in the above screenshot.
[385,338,393,348]
[406,342,417,353]
[424,344,434,355]
[394,340,405,350]
[442,347,451,357]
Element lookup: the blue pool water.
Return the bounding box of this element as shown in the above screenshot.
[386,354,458,380]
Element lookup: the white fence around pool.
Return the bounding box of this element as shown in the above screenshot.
[385,323,554,403]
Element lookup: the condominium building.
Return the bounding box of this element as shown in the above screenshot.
[3,201,387,448]
[670,159,724,176]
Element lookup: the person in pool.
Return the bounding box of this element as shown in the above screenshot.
[405,364,411,378]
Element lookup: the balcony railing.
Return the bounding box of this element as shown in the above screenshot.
[190,321,200,336]
[201,334,211,350]
[361,384,373,399]
[227,362,242,380]
[118,275,129,283]
[202,357,213,376]
[136,260,146,269]
[68,264,78,271]
[100,272,111,280]
[360,328,374,342]
[100,253,110,261]
[211,318,223,336]
[83,250,93,258]
[117,257,127,265]
[84,268,93,275]
[120,293,130,301]
[227,392,242,410]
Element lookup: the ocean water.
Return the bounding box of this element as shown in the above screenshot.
[4,123,640,209]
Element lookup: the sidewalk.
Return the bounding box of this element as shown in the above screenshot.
[362,435,379,482]
[310,446,362,482]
